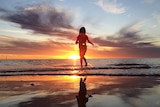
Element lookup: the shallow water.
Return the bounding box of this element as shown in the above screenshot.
[0,58,160,76]
[0,76,160,107]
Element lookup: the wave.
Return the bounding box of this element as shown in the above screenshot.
[0,63,160,76]
[1,70,160,76]
[1,63,160,72]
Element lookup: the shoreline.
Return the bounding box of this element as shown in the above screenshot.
[1,70,160,76]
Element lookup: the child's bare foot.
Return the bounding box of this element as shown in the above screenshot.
[81,65,83,69]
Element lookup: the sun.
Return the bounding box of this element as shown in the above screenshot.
[69,54,80,60]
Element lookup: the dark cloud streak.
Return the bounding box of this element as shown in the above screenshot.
[0,5,76,38]
[92,22,160,57]
[93,22,156,48]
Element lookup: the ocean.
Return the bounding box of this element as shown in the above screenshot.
[0,58,160,76]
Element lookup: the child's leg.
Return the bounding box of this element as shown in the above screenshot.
[80,56,83,68]
[84,57,87,66]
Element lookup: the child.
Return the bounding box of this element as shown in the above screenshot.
[75,27,94,68]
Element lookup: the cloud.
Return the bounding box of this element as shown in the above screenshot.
[92,21,160,57]
[96,0,126,14]
[0,5,76,38]
[0,35,73,55]
[0,8,8,13]
[93,21,153,47]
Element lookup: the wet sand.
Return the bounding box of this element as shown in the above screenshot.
[0,75,160,107]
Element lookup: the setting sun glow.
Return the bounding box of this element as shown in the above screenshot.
[69,54,79,60]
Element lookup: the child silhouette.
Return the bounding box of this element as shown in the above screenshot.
[75,27,94,68]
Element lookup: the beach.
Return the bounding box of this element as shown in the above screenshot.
[0,75,160,107]
[0,58,160,107]
[0,0,160,106]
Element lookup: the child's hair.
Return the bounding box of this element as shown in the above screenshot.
[79,27,86,34]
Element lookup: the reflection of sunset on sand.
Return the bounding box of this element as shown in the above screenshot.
[1,76,160,107]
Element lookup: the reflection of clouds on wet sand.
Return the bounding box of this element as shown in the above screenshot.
[87,76,160,107]
[0,91,48,107]
[0,76,160,107]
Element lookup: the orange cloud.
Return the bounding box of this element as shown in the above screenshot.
[0,35,77,59]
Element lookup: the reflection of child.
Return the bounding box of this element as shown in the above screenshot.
[76,77,88,107]
[75,27,94,68]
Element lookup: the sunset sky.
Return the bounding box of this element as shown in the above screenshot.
[0,0,160,59]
